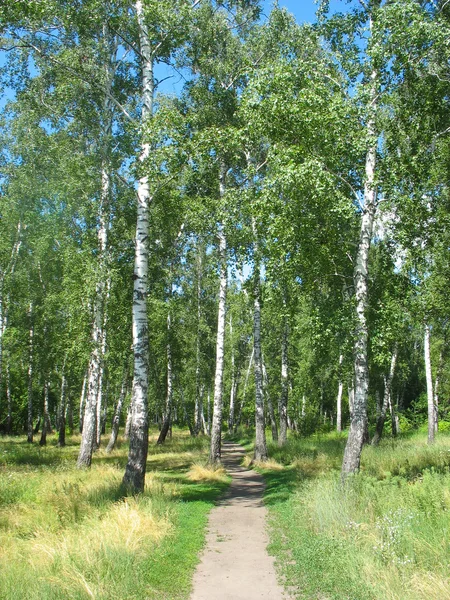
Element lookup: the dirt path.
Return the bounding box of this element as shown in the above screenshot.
[190,442,290,600]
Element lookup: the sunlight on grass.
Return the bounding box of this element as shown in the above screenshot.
[0,430,228,600]
[265,431,450,600]
[187,462,228,482]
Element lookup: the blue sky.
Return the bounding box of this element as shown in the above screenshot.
[262,0,319,23]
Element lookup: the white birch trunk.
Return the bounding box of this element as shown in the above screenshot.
[39,379,51,446]
[6,360,12,435]
[58,371,67,447]
[157,310,173,444]
[123,0,153,491]
[252,217,267,462]
[79,371,87,434]
[424,323,435,444]
[228,314,237,432]
[262,358,278,443]
[342,33,379,478]
[77,28,115,467]
[336,354,344,433]
[209,218,227,463]
[27,303,34,444]
[106,367,128,453]
[433,349,443,434]
[194,242,203,435]
[209,164,228,462]
[278,314,289,446]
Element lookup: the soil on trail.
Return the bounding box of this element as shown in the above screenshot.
[190,442,291,600]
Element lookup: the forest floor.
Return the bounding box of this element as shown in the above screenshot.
[190,442,290,600]
[0,431,230,600]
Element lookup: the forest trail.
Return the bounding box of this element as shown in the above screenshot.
[190,442,291,600]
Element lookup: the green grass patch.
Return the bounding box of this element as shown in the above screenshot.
[0,430,229,600]
[263,432,450,600]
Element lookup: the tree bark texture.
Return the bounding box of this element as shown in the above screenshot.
[39,380,51,446]
[106,367,128,453]
[342,48,378,479]
[27,305,34,444]
[424,323,435,444]
[278,315,289,446]
[252,218,267,462]
[58,372,67,447]
[336,354,344,433]
[123,1,153,492]
[157,311,173,445]
[209,220,227,464]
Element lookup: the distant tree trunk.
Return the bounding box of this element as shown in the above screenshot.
[278,315,289,446]
[206,387,211,436]
[95,279,110,449]
[106,368,128,453]
[262,359,278,443]
[122,2,153,492]
[27,304,34,444]
[158,311,174,445]
[228,315,236,432]
[433,348,443,434]
[236,348,253,431]
[79,371,87,434]
[67,391,74,435]
[371,346,398,446]
[179,383,194,436]
[6,360,12,434]
[252,217,267,462]
[209,167,227,464]
[424,323,435,444]
[39,379,51,446]
[124,404,132,440]
[336,354,344,433]
[58,371,67,447]
[194,242,203,436]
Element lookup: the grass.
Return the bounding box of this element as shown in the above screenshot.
[261,431,450,600]
[0,429,230,600]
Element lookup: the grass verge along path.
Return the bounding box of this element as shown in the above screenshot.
[0,430,229,600]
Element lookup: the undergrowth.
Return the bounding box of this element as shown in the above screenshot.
[0,429,229,600]
[263,432,450,600]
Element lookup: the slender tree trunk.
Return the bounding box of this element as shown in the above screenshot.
[336,354,344,433]
[252,218,267,462]
[206,387,211,436]
[263,359,278,443]
[58,372,67,447]
[0,225,21,427]
[341,32,378,478]
[194,242,203,436]
[371,346,398,446]
[209,169,227,464]
[77,29,115,466]
[236,348,254,431]
[278,314,289,446]
[228,314,236,432]
[158,311,173,445]
[179,383,194,436]
[79,371,87,434]
[39,379,51,446]
[424,323,435,444]
[433,348,443,434]
[6,359,12,435]
[27,304,34,444]
[106,368,128,453]
[122,2,153,492]
[124,404,132,440]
